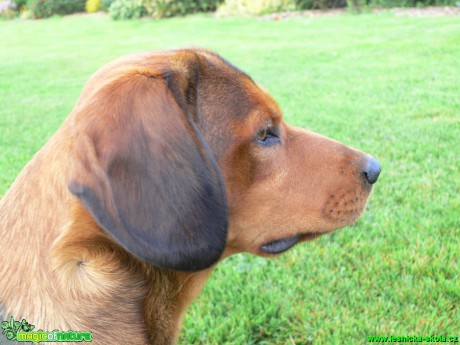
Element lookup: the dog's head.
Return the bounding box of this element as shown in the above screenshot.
[67,48,380,271]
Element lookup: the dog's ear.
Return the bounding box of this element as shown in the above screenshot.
[66,51,228,271]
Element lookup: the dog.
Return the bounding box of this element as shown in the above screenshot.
[0,48,380,344]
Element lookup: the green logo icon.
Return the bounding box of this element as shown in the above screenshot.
[1,316,92,343]
[1,316,35,341]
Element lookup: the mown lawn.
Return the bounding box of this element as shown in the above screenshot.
[1,12,459,345]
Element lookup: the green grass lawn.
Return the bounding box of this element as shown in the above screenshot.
[1,12,459,344]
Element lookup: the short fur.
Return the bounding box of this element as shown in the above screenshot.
[0,48,377,344]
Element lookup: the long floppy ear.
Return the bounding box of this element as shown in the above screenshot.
[66,51,228,271]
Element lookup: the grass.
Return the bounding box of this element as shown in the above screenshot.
[1,12,459,345]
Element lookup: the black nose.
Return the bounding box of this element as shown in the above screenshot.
[363,156,381,185]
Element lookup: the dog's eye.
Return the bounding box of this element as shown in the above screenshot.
[257,128,268,141]
[256,126,280,146]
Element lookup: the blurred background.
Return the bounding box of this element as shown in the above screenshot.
[0,1,459,344]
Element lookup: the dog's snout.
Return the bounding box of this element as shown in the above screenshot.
[362,156,381,185]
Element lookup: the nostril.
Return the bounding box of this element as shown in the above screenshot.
[363,156,381,185]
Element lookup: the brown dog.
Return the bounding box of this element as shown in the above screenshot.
[0,48,380,344]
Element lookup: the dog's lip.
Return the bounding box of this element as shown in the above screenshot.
[260,232,323,254]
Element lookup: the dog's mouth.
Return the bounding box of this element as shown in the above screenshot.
[260,233,323,254]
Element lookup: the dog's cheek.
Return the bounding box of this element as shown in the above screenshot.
[221,142,256,198]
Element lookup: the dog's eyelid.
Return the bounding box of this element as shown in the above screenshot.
[256,124,281,146]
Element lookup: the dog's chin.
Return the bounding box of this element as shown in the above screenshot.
[260,232,324,255]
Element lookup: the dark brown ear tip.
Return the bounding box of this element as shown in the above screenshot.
[147,227,228,271]
[129,197,229,272]
[112,225,228,272]
[110,221,228,272]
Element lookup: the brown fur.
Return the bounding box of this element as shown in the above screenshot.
[0,48,378,344]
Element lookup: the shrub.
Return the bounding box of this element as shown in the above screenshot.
[346,0,367,11]
[86,0,101,13]
[101,0,113,11]
[109,0,145,19]
[217,0,295,16]
[142,0,169,18]
[26,0,85,19]
[11,0,25,9]
[0,0,17,18]
[367,0,456,6]
[295,0,346,9]
[143,0,223,19]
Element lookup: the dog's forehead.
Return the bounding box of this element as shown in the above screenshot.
[196,50,253,80]
[196,50,282,119]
